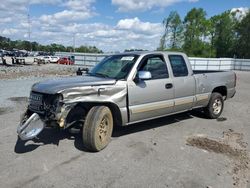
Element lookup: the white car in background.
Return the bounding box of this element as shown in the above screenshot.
[43,56,59,63]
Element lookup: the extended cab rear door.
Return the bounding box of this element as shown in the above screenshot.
[127,54,174,123]
[167,54,196,112]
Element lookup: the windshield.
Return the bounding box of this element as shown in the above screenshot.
[90,54,139,80]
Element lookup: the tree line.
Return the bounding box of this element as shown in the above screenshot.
[0,36,103,53]
[158,8,250,58]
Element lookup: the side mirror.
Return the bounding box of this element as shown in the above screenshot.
[138,71,152,80]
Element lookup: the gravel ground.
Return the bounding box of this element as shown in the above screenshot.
[0,64,81,79]
[0,71,249,188]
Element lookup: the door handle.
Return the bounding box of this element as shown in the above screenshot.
[165,83,173,89]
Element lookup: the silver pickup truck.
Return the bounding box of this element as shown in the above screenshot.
[17,51,236,151]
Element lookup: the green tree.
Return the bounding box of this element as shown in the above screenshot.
[66,46,74,52]
[159,11,183,50]
[183,8,211,57]
[235,10,250,58]
[0,35,103,53]
[210,11,237,57]
[76,45,103,53]
[0,36,10,50]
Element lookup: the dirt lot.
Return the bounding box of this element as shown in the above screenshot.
[0,64,79,79]
[0,67,249,188]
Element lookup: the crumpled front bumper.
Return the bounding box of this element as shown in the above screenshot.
[17,113,45,140]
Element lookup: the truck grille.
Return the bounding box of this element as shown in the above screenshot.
[29,92,44,113]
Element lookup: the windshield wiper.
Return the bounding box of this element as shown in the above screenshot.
[88,72,110,78]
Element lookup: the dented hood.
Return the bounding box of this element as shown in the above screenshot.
[32,76,116,94]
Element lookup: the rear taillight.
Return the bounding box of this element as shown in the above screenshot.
[234,72,237,87]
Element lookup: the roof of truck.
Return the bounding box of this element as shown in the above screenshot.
[117,51,186,56]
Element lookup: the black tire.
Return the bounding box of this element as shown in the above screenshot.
[82,106,113,152]
[204,92,224,119]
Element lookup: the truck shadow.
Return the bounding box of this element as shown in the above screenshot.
[112,110,207,137]
[14,110,206,153]
[14,128,79,153]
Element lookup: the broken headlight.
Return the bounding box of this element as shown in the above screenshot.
[43,94,63,112]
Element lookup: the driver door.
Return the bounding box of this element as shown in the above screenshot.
[128,54,174,123]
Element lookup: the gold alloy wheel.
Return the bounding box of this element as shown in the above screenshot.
[98,116,110,143]
[83,106,113,151]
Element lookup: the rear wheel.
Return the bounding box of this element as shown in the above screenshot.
[204,92,224,119]
[82,106,113,152]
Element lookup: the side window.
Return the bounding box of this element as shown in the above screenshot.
[169,55,188,77]
[139,56,169,79]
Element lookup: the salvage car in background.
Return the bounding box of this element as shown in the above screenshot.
[17,51,236,152]
[43,56,59,63]
[57,56,75,65]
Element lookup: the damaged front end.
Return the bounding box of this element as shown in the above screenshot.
[17,78,127,141]
[17,92,72,140]
[17,113,45,140]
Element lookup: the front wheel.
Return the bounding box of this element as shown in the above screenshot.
[204,92,224,119]
[82,106,113,152]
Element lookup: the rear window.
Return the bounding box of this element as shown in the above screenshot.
[168,55,188,77]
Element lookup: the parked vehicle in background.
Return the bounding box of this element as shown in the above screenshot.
[37,51,53,56]
[13,50,28,57]
[57,56,75,65]
[43,56,50,63]
[0,49,28,57]
[43,56,59,63]
[29,51,39,56]
[34,56,46,64]
[17,51,236,151]
[3,50,15,57]
[50,56,59,63]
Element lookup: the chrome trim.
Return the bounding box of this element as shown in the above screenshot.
[174,96,194,106]
[127,109,189,125]
[130,100,174,114]
[196,93,210,101]
[17,113,45,140]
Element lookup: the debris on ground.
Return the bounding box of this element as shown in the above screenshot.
[186,130,250,187]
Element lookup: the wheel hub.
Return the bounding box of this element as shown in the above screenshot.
[98,116,109,142]
[213,99,222,115]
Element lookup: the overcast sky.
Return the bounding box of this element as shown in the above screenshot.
[0,0,249,52]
